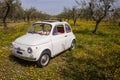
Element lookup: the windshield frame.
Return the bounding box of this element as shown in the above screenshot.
[28,23,52,36]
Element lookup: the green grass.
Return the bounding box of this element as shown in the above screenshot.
[0,20,120,80]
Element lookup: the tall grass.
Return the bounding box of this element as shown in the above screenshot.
[0,20,119,80]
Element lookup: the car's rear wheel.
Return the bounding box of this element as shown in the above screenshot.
[37,50,50,67]
[69,40,76,51]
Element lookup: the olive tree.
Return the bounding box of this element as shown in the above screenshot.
[112,8,120,26]
[75,0,116,34]
[24,7,37,23]
[72,6,81,27]
[89,0,116,34]
[0,0,11,32]
[0,0,21,32]
[57,7,80,27]
[57,7,72,21]
[9,0,24,22]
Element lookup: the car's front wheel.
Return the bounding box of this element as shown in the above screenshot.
[37,50,50,68]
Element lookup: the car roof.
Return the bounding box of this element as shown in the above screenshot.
[34,20,68,25]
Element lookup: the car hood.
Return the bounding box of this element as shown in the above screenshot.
[14,33,49,46]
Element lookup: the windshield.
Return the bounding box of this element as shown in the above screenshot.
[28,23,52,35]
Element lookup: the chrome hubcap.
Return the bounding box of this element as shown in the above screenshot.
[41,54,49,66]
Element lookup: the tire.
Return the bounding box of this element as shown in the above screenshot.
[69,40,76,51]
[37,50,50,68]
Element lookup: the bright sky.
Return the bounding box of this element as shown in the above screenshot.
[21,0,120,15]
[21,0,77,15]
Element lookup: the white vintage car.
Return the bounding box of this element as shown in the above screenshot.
[11,20,76,67]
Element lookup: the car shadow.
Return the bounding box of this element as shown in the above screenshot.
[51,50,67,59]
[9,55,37,67]
[9,49,68,68]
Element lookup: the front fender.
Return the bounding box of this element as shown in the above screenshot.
[34,41,52,61]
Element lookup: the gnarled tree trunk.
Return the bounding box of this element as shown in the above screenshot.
[92,21,100,34]
[3,2,10,33]
[118,22,120,26]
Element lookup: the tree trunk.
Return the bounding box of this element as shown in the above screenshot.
[27,16,30,24]
[74,18,77,27]
[92,21,100,34]
[3,3,10,33]
[23,17,26,22]
[3,19,7,33]
[13,17,16,23]
[118,22,120,26]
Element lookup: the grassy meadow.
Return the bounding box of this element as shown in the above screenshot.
[0,20,120,80]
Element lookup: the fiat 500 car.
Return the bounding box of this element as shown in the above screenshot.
[11,20,76,67]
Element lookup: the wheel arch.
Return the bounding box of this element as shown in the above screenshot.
[41,49,51,57]
[36,48,51,67]
[73,39,76,43]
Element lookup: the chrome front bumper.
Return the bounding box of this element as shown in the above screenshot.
[11,48,37,61]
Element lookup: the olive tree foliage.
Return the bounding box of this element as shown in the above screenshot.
[0,0,22,32]
[9,0,24,22]
[75,0,116,34]
[57,7,72,22]
[72,6,81,27]
[24,7,50,23]
[25,7,37,23]
[72,0,88,27]
[112,8,120,26]
[89,0,115,34]
[57,7,81,27]
[79,7,92,20]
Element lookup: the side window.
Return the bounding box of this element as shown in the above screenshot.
[53,24,65,35]
[65,24,71,33]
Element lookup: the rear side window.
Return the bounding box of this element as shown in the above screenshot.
[53,24,65,35]
[65,24,71,33]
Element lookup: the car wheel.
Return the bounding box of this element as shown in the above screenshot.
[69,40,76,51]
[37,50,50,68]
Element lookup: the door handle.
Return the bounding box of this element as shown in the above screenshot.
[65,35,67,37]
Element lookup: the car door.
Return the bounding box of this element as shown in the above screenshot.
[64,24,73,49]
[51,24,66,56]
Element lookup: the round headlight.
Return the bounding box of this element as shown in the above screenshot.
[27,47,32,53]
